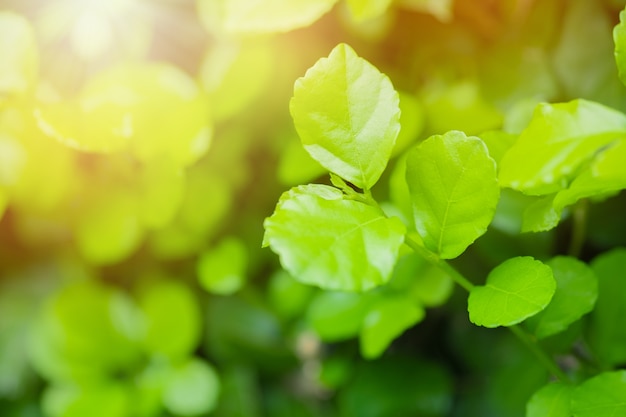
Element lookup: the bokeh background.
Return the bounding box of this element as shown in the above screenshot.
[2,0,626,416]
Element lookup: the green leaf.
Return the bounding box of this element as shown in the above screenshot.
[571,371,626,417]
[197,237,248,295]
[268,271,315,320]
[263,184,406,291]
[615,7,626,87]
[521,195,560,233]
[587,248,626,368]
[405,130,499,259]
[163,359,221,416]
[290,43,401,190]
[553,138,626,210]
[499,100,626,196]
[525,257,598,339]
[0,12,38,103]
[198,0,338,35]
[526,382,573,417]
[138,280,201,359]
[359,295,424,359]
[468,256,555,328]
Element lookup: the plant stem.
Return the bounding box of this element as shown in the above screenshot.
[404,234,474,291]
[568,198,588,258]
[509,325,571,383]
[404,233,570,382]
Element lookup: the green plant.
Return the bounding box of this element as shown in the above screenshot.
[3,1,626,416]
[263,19,626,414]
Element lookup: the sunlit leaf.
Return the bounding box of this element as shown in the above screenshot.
[499,100,626,196]
[197,237,247,295]
[290,43,400,190]
[571,371,626,417]
[359,295,424,359]
[163,359,220,416]
[0,12,38,104]
[587,248,626,368]
[405,131,499,259]
[263,184,406,291]
[525,257,598,339]
[526,382,572,417]
[468,257,555,328]
[198,0,339,35]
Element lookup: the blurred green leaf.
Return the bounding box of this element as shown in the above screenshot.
[571,371,626,417]
[263,184,405,291]
[421,81,503,136]
[198,237,248,295]
[307,291,370,341]
[138,280,201,360]
[468,257,555,328]
[42,382,128,417]
[499,100,626,196]
[526,382,572,417]
[74,190,143,266]
[525,257,598,339]
[359,295,424,359]
[162,359,220,416]
[588,248,626,367]
[290,43,400,190]
[268,271,315,320]
[405,130,499,259]
[399,0,453,22]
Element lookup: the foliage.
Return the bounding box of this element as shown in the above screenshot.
[2,1,626,417]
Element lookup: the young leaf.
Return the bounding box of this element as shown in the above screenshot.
[571,371,626,417]
[290,43,401,190]
[615,7,626,87]
[587,248,626,368]
[405,130,499,259]
[499,99,626,196]
[526,382,573,417]
[468,257,555,328]
[525,257,598,339]
[263,184,406,291]
[359,295,424,359]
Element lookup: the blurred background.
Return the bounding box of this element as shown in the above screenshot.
[2,0,626,416]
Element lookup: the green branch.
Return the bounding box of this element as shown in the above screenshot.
[404,233,571,383]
